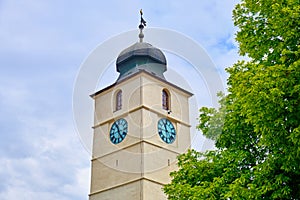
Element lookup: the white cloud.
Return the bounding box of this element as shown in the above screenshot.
[0,120,89,200]
[62,167,90,198]
[0,46,89,200]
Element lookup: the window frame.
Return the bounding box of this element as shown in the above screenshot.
[115,90,122,111]
[162,89,170,110]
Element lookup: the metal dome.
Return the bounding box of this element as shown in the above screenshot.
[116,42,167,71]
[115,42,167,81]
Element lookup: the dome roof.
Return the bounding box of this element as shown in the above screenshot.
[116,42,167,68]
[115,42,167,81]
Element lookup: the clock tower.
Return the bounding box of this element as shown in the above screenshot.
[89,17,192,200]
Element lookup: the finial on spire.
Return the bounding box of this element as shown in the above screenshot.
[140,9,146,27]
[138,9,146,43]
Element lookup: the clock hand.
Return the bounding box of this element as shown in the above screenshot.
[120,127,125,139]
[117,125,125,139]
[164,123,168,137]
[115,125,121,138]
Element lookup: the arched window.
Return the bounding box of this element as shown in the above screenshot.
[115,90,122,111]
[162,89,170,110]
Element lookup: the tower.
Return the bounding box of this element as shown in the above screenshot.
[89,15,192,200]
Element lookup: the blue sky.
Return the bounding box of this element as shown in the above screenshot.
[0,1,240,199]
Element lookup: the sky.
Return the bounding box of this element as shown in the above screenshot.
[0,0,241,199]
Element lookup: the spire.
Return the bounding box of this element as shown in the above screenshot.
[139,9,146,43]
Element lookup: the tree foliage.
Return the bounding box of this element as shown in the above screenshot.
[164,0,300,199]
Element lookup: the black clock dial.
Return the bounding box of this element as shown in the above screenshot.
[110,118,128,144]
[157,118,176,144]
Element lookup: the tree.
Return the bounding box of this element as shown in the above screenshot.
[164,0,300,199]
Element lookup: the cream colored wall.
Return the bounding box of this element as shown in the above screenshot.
[90,180,142,200]
[92,72,191,157]
[141,74,191,125]
[143,142,179,183]
[92,109,142,159]
[90,139,181,193]
[94,76,142,125]
[143,180,167,200]
[90,71,192,199]
[142,108,191,154]
[90,179,167,200]
[93,72,191,127]
[90,143,144,193]
[90,156,141,193]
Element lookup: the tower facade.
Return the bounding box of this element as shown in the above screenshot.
[89,24,192,200]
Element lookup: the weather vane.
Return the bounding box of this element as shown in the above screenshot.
[138,9,146,42]
[139,9,146,28]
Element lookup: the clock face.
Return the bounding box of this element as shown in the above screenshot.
[157,118,176,144]
[110,118,128,144]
